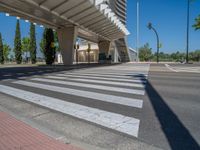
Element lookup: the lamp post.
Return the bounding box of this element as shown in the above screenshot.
[87,43,91,64]
[74,41,79,65]
[148,22,160,63]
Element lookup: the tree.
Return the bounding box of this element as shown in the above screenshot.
[139,43,152,61]
[193,15,200,30]
[3,44,11,62]
[170,51,185,62]
[29,23,37,64]
[189,50,200,61]
[14,20,22,64]
[40,29,46,59]
[40,30,59,60]
[22,37,30,62]
[40,37,45,58]
[0,33,4,64]
[54,32,60,52]
[44,28,55,65]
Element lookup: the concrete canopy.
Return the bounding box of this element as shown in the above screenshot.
[0,0,130,43]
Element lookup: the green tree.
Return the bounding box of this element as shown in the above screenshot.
[193,15,200,30]
[29,23,37,64]
[44,28,55,65]
[189,50,200,61]
[139,43,152,61]
[14,20,22,64]
[54,32,60,52]
[40,38,45,57]
[3,44,11,62]
[40,30,59,60]
[22,37,30,62]
[0,33,4,64]
[170,51,185,62]
[40,29,46,59]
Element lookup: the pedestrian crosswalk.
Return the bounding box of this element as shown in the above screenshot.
[0,64,150,138]
[165,64,200,73]
[52,74,146,83]
[44,75,145,88]
[30,78,145,95]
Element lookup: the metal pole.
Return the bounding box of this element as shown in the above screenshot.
[186,0,190,63]
[76,49,78,65]
[151,27,160,63]
[136,0,140,62]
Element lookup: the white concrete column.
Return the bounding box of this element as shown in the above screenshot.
[57,26,78,65]
[98,40,111,57]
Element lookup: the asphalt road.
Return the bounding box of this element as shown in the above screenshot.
[141,63,200,150]
[0,63,199,150]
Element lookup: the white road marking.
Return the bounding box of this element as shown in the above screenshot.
[45,76,145,88]
[61,73,148,79]
[54,74,146,83]
[13,81,143,108]
[31,78,145,95]
[165,64,179,72]
[165,64,200,73]
[66,72,148,77]
[0,85,140,137]
[63,69,149,75]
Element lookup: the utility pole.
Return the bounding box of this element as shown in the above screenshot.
[186,0,190,63]
[136,0,140,62]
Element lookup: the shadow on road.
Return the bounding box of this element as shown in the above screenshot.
[0,63,119,81]
[145,81,200,150]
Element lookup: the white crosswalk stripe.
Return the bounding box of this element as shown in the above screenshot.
[13,80,143,108]
[59,72,147,79]
[65,72,148,77]
[0,64,150,138]
[45,76,145,88]
[0,85,140,137]
[31,78,145,95]
[53,74,146,83]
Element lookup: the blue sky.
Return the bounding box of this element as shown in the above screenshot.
[127,0,200,53]
[0,13,44,57]
[0,0,200,56]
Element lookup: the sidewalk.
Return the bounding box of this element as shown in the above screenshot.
[0,112,83,150]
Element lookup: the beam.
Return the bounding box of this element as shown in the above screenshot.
[50,0,70,11]
[60,0,87,16]
[73,9,99,23]
[68,6,93,19]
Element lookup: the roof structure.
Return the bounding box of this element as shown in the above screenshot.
[0,0,130,42]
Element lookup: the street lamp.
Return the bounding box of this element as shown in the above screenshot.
[74,41,79,64]
[148,22,160,63]
[87,43,91,64]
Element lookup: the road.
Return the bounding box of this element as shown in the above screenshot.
[0,63,199,150]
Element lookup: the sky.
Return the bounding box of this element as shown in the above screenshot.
[127,0,200,53]
[0,13,44,57]
[0,0,200,56]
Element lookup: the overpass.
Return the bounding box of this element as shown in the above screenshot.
[0,0,130,65]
